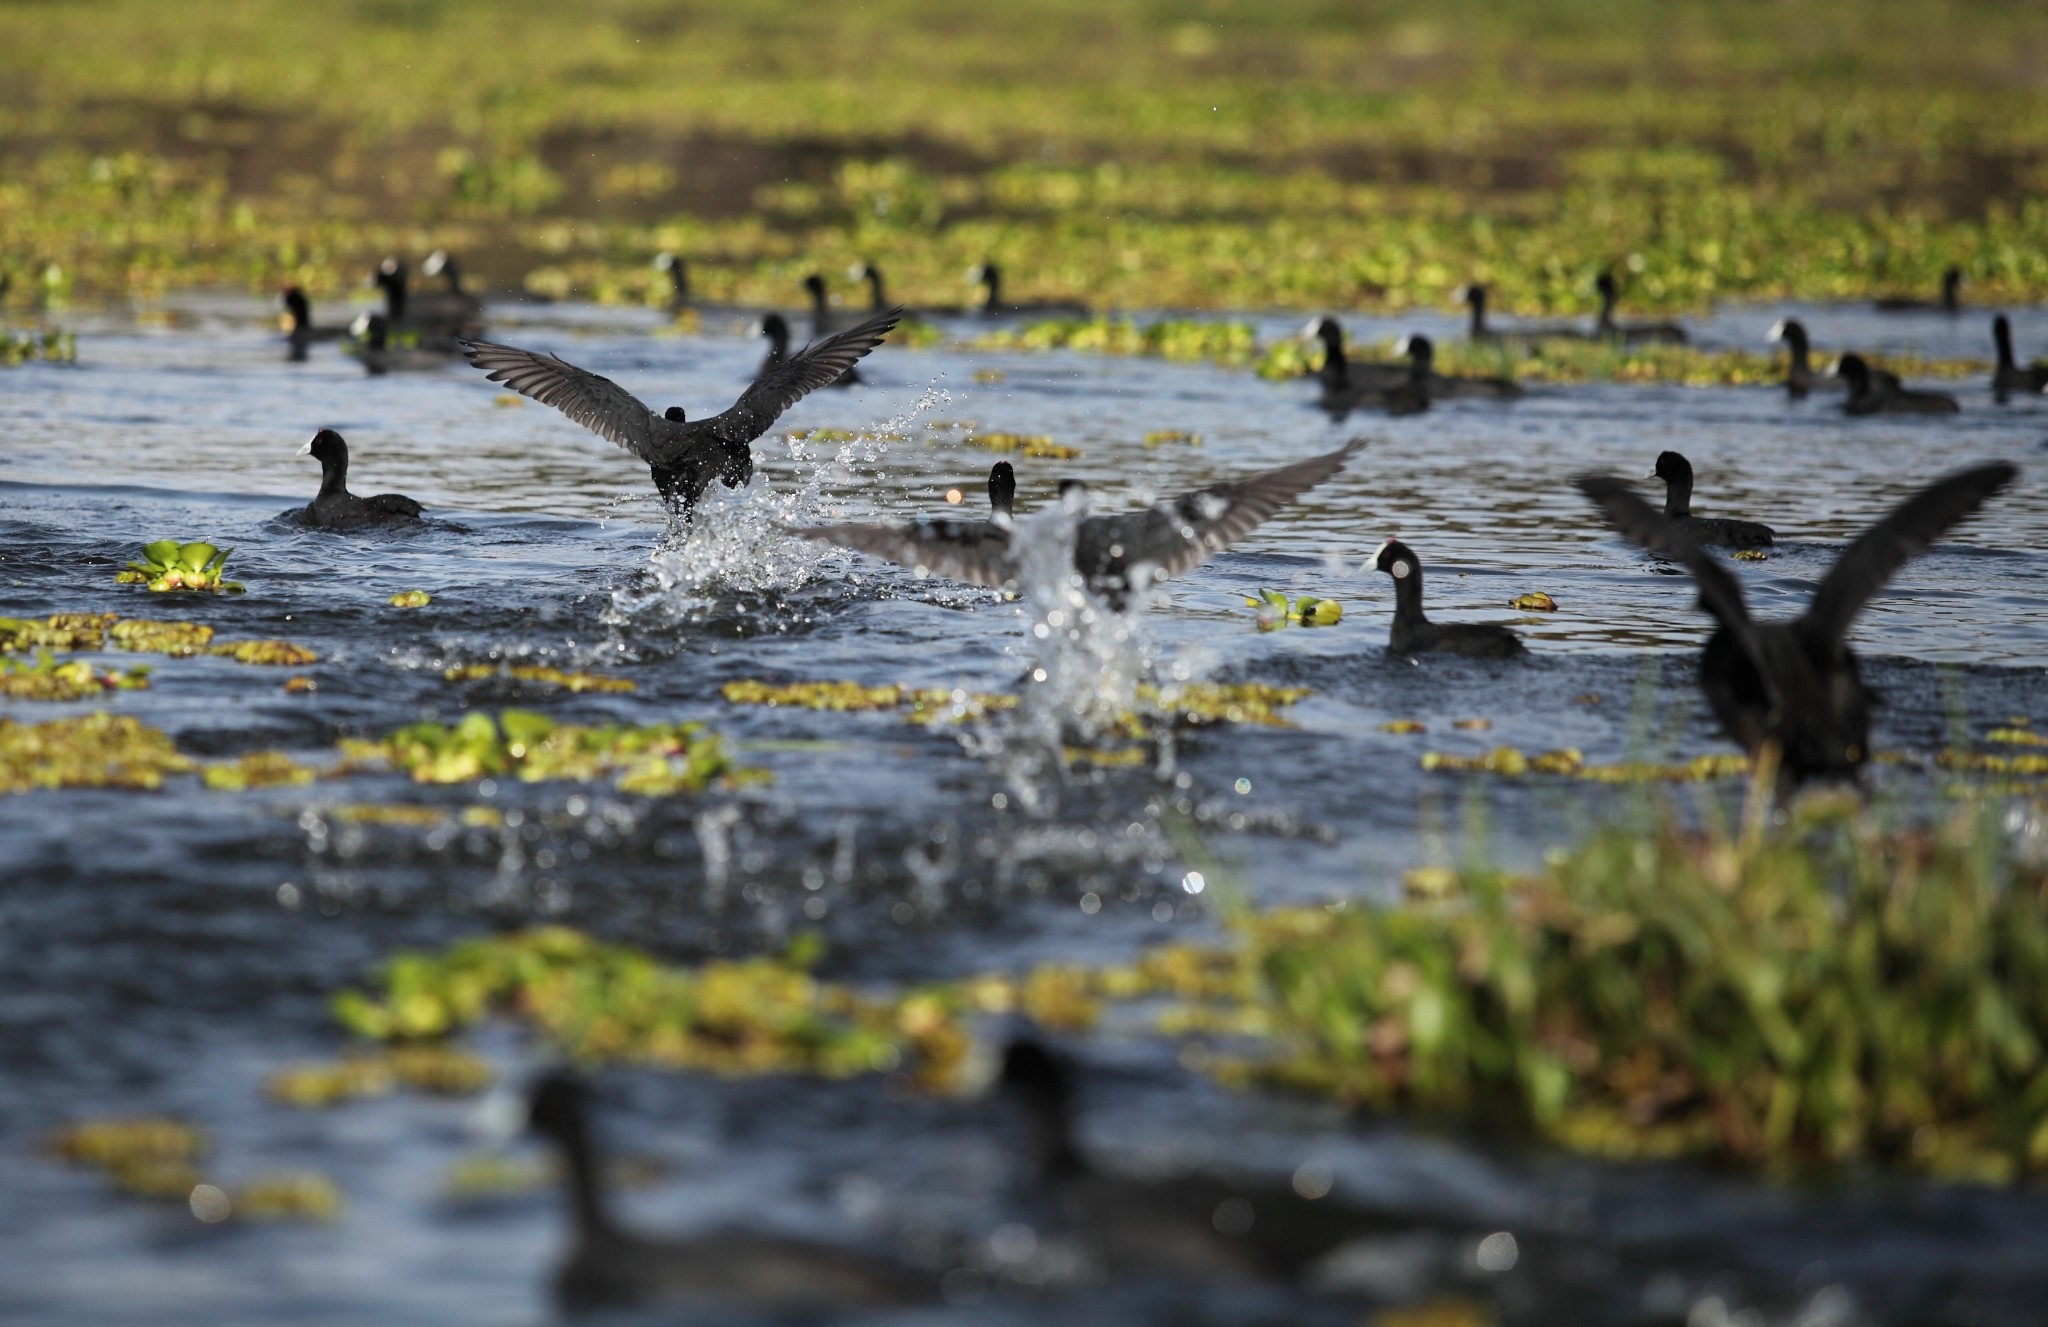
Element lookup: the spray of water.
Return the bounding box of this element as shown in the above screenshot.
[600,383,952,634]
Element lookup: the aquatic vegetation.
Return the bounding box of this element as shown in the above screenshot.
[331,926,969,1084]
[1246,588,1343,630]
[443,663,635,693]
[967,316,1258,366]
[0,712,196,794]
[201,750,316,792]
[388,590,432,608]
[283,676,317,694]
[1381,720,1427,735]
[229,1171,344,1222]
[1250,802,2048,1177]
[1142,681,1311,729]
[1734,549,1770,562]
[1510,592,1558,612]
[46,1116,209,1201]
[341,709,764,795]
[208,639,318,666]
[965,432,1079,459]
[0,612,118,653]
[1419,745,1753,783]
[266,1045,494,1108]
[0,329,77,366]
[116,541,243,594]
[0,652,149,701]
[721,678,1018,725]
[1143,430,1201,448]
[110,619,213,654]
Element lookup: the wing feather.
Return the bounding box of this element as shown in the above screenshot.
[695,307,903,447]
[791,520,1019,589]
[460,339,660,461]
[1575,474,1762,655]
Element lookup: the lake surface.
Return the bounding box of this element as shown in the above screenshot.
[2,293,2046,1325]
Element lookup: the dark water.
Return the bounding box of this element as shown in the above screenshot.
[1,294,2046,1325]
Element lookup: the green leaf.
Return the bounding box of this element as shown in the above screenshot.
[177,542,219,573]
[142,539,181,566]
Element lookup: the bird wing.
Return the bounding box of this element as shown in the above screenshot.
[790,518,1019,589]
[1576,474,1763,657]
[1082,437,1366,586]
[1800,462,2017,651]
[459,339,661,462]
[692,307,903,448]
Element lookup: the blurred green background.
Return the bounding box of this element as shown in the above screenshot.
[3,0,2045,311]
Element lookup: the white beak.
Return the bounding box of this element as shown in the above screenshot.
[1394,335,1414,355]
[1825,358,1844,378]
[298,439,314,456]
[1766,318,1787,343]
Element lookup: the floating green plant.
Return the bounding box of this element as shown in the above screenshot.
[0,613,119,653]
[967,316,1257,366]
[1420,745,1752,783]
[46,1116,209,1202]
[1143,429,1201,448]
[965,432,1079,459]
[0,712,196,794]
[110,619,213,654]
[229,1172,344,1222]
[331,926,968,1084]
[209,639,318,666]
[443,663,635,693]
[388,590,431,608]
[0,652,149,700]
[1246,588,1343,630]
[341,709,765,795]
[1510,592,1558,612]
[201,750,316,791]
[0,329,77,367]
[117,541,243,594]
[720,678,1306,730]
[266,1044,494,1108]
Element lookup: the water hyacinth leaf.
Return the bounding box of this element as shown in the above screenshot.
[142,540,182,566]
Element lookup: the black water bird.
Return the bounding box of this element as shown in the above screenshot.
[1371,540,1527,659]
[1398,333,1521,402]
[1306,316,1407,399]
[1650,452,1774,548]
[350,313,448,376]
[371,255,482,345]
[459,307,901,516]
[999,1040,1395,1282]
[653,252,690,311]
[1575,461,2016,782]
[1767,318,1846,397]
[1456,282,1586,346]
[1594,272,1687,345]
[1832,353,1960,415]
[849,261,890,311]
[758,310,860,388]
[280,286,344,361]
[801,275,864,385]
[1874,266,1963,314]
[970,261,1090,319]
[1992,315,2048,400]
[793,439,1364,610]
[295,429,424,530]
[527,1073,929,1312]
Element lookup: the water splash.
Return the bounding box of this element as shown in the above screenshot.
[601,383,952,634]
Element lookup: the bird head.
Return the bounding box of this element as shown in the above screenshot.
[300,428,346,462]
[1652,451,1691,484]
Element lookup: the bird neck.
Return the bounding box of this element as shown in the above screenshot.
[554,1113,617,1240]
[1942,273,1960,311]
[1995,320,2016,370]
[316,454,351,502]
[1390,559,1428,627]
[1407,347,1431,382]
[1466,292,1486,339]
[380,275,405,323]
[1022,1087,1085,1184]
[808,284,829,334]
[1595,284,1617,333]
[865,270,886,309]
[1784,328,1811,373]
[1662,471,1693,517]
[981,267,1002,310]
[1317,328,1347,388]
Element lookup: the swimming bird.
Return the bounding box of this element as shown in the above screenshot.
[527,1073,929,1312]
[970,261,1090,319]
[1991,315,2048,400]
[1305,318,1413,416]
[1832,353,1960,416]
[1397,333,1521,402]
[793,439,1364,611]
[1575,461,2016,783]
[801,275,864,385]
[371,255,481,346]
[999,1040,1395,1282]
[280,286,345,362]
[1593,272,1687,345]
[459,306,901,516]
[653,252,690,311]
[349,313,448,376]
[1371,540,1527,659]
[1649,452,1774,548]
[758,309,860,388]
[295,429,424,529]
[1456,282,1587,346]
[849,262,890,311]
[1874,266,1963,314]
[1766,319,1846,397]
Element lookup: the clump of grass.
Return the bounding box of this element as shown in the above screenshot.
[1249,801,2048,1178]
[340,709,765,795]
[443,663,635,693]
